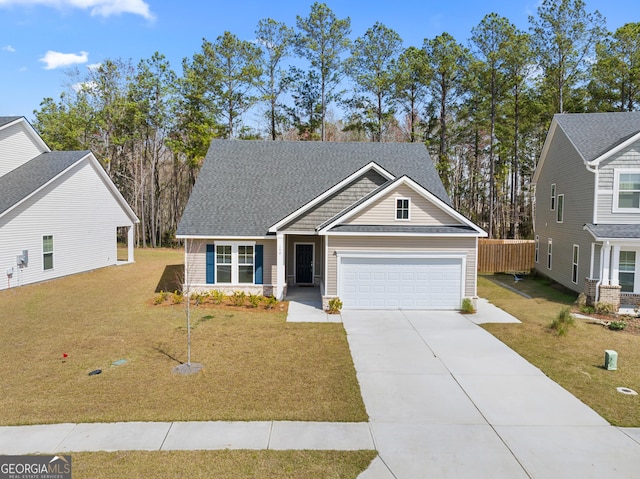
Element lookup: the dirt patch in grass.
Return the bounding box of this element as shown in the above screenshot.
[71,450,377,479]
[0,248,366,426]
[480,274,640,426]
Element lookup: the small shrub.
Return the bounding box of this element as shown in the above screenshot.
[608,320,627,331]
[248,293,261,308]
[580,305,595,315]
[595,302,616,315]
[172,290,183,305]
[211,290,226,305]
[264,296,278,309]
[461,298,476,314]
[231,290,246,307]
[154,290,168,305]
[549,307,575,336]
[190,291,206,306]
[576,292,588,310]
[327,297,343,314]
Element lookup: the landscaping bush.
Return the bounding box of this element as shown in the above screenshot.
[154,290,168,305]
[172,290,183,304]
[211,290,226,305]
[608,320,627,331]
[461,298,476,314]
[595,302,616,315]
[327,297,343,314]
[549,307,575,336]
[248,293,261,308]
[231,290,246,307]
[264,296,278,309]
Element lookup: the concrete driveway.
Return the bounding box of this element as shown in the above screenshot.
[342,308,640,479]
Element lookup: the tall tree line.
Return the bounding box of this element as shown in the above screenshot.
[32,0,640,244]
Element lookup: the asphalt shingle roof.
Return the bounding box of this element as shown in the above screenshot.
[177,140,449,237]
[0,116,21,128]
[585,223,640,240]
[555,112,640,162]
[0,151,89,215]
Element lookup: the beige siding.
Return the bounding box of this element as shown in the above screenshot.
[326,236,477,297]
[185,238,277,289]
[0,122,46,176]
[534,126,596,293]
[282,169,387,232]
[347,184,462,226]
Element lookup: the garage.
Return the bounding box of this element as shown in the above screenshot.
[339,256,463,310]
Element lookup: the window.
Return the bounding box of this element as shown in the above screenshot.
[216,245,232,283]
[556,194,564,223]
[238,245,254,284]
[615,171,640,211]
[214,243,256,284]
[396,198,410,220]
[43,235,53,270]
[547,238,553,270]
[572,245,579,284]
[550,183,556,211]
[535,236,540,263]
[619,251,636,293]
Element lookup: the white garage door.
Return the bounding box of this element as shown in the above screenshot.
[339,256,462,310]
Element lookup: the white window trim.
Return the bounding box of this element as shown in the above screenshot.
[619,249,639,294]
[572,244,579,284]
[550,183,556,211]
[547,238,553,270]
[42,234,54,271]
[535,235,540,263]
[214,241,256,285]
[556,194,564,223]
[395,197,411,221]
[613,169,640,213]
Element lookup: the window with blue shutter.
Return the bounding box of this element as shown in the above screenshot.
[206,244,215,284]
[255,244,263,285]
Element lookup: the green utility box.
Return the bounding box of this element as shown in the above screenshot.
[605,350,618,370]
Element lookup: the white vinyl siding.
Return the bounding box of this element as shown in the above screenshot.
[0,159,135,290]
[596,143,640,223]
[0,121,47,176]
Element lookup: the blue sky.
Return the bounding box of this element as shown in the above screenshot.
[1,0,637,123]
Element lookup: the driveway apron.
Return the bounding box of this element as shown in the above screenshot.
[342,309,640,479]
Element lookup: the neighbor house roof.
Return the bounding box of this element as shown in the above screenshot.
[555,112,640,163]
[584,223,640,241]
[0,116,22,128]
[0,151,91,215]
[177,140,451,237]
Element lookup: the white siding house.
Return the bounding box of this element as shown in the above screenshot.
[0,116,138,290]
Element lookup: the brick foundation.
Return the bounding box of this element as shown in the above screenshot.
[598,284,621,310]
[583,278,598,306]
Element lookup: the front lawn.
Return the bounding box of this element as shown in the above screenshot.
[0,248,367,425]
[480,274,640,426]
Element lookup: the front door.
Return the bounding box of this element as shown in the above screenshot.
[295,244,314,284]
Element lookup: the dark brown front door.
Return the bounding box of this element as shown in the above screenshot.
[295,244,313,284]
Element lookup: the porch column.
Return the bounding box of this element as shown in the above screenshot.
[602,242,611,286]
[276,233,285,300]
[610,245,621,287]
[128,226,135,263]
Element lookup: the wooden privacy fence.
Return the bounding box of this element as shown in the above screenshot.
[478,239,535,273]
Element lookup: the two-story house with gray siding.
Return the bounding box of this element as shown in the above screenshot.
[533,112,640,310]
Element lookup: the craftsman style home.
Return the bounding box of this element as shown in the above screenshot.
[0,116,138,290]
[177,140,486,310]
[533,112,640,309]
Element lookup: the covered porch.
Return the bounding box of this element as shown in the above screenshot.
[275,233,326,300]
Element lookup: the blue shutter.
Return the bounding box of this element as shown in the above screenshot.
[206,244,215,284]
[255,244,263,285]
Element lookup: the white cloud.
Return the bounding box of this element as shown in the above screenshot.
[2,45,16,52]
[72,81,97,93]
[40,50,88,69]
[87,62,102,71]
[0,0,155,20]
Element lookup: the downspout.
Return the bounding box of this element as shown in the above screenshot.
[586,162,600,302]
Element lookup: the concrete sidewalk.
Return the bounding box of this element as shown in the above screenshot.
[0,421,374,454]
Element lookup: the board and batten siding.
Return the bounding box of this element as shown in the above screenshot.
[596,142,640,224]
[346,184,462,226]
[185,238,276,288]
[281,169,387,232]
[326,236,477,297]
[534,125,597,293]
[0,122,46,177]
[0,159,134,290]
